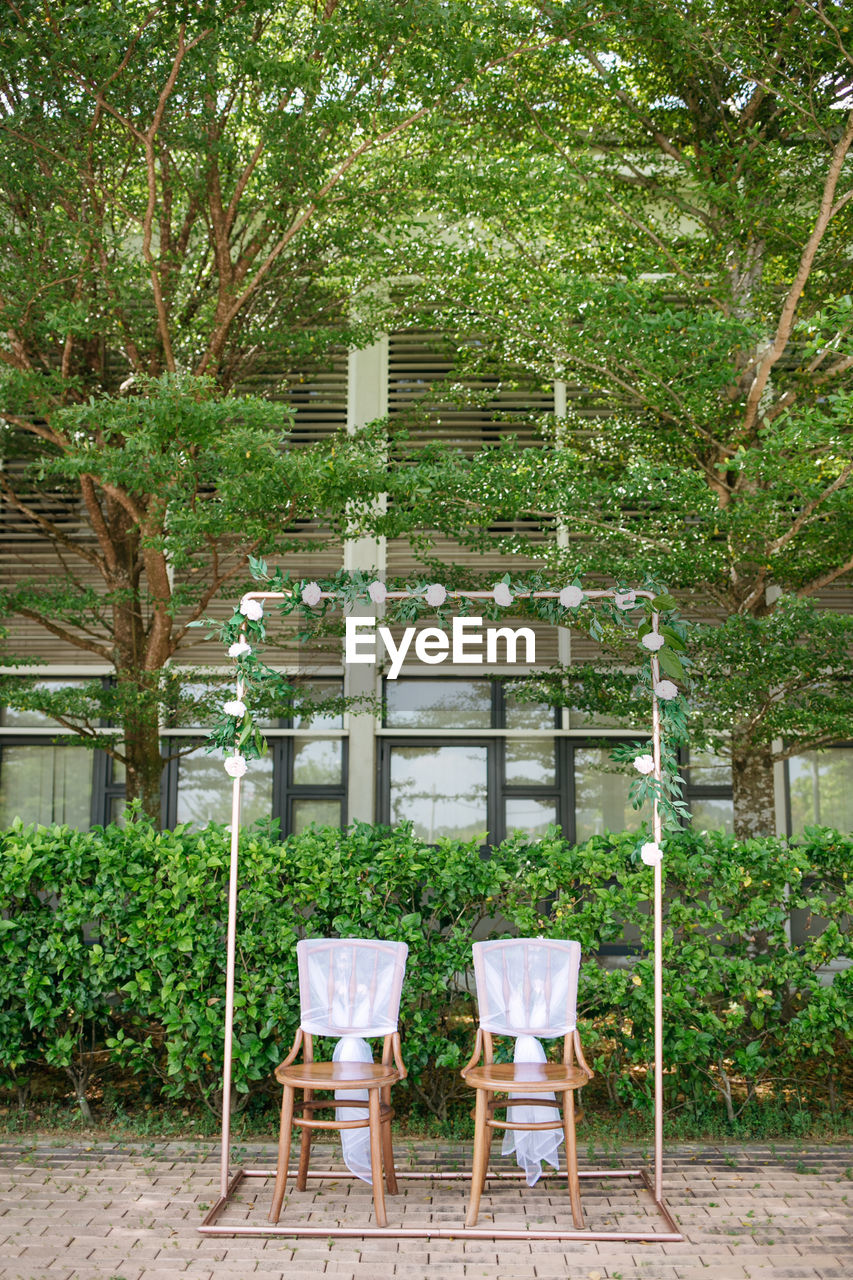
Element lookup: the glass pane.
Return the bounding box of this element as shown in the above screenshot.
[505,739,555,786]
[109,795,127,826]
[111,756,126,784]
[503,693,555,730]
[567,707,626,729]
[177,749,272,829]
[0,745,92,828]
[385,680,492,728]
[689,797,734,834]
[0,679,86,727]
[390,745,488,842]
[506,797,557,839]
[687,748,731,787]
[293,680,344,729]
[574,747,642,841]
[789,749,853,834]
[292,798,342,833]
[292,738,342,785]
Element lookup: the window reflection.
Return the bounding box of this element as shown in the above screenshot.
[505,797,557,839]
[689,797,734,834]
[686,748,732,787]
[292,798,343,833]
[505,739,555,786]
[789,749,853,834]
[177,748,273,828]
[0,745,92,828]
[503,694,555,730]
[0,679,86,728]
[293,738,342,785]
[574,747,641,841]
[385,680,492,728]
[390,744,488,842]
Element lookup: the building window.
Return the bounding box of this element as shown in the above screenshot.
[163,677,347,835]
[787,746,853,835]
[388,743,489,842]
[681,747,734,834]
[0,680,107,829]
[0,740,93,829]
[379,677,647,845]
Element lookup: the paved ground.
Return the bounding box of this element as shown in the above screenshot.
[0,1137,851,1280]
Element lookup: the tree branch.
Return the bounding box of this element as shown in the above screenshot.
[740,110,853,437]
[7,605,113,661]
[0,474,106,571]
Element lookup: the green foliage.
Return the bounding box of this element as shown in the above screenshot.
[388,0,853,835]
[0,818,849,1124]
[0,2,556,817]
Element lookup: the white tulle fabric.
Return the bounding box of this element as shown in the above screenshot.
[296,939,408,1185]
[473,939,582,1186]
[503,1034,563,1185]
[333,1035,373,1183]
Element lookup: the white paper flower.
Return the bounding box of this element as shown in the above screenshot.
[614,590,637,610]
[368,580,387,605]
[493,582,513,607]
[301,581,322,607]
[559,585,584,609]
[633,754,655,775]
[425,583,447,607]
[653,679,678,701]
[642,632,665,651]
[240,598,264,621]
[641,841,663,866]
[224,754,248,778]
[223,700,247,718]
[228,639,252,658]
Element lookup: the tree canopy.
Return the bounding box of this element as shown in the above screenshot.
[388,0,853,834]
[0,0,559,819]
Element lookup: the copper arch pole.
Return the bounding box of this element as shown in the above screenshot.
[211,587,678,1238]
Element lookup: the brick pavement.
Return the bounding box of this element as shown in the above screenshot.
[0,1138,850,1280]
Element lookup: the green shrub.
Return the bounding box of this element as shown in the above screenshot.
[0,818,849,1124]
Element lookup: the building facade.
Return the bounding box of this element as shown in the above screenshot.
[1,333,851,838]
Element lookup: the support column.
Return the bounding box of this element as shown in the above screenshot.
[554,380,571,703]
[344,337,388,824]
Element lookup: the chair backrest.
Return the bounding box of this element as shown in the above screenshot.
[297,938,408,1037]
[472,938,581,1037]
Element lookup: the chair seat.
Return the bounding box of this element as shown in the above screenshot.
[275,1059,401,1089]
[464,1062,588,1092]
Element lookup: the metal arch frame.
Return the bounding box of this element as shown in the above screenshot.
[198,586,683,1242]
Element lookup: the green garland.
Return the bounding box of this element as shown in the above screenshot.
[202,558,692,834]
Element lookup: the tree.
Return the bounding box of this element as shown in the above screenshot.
[389,0,853,835]
[0,0,557,821]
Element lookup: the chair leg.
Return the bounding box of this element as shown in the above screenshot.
[465,1088,489,1228]
[479,1092,494,1194]
[296,1089,313,1191]
[368,1088,388,1227]
[380,1085,399,1196]
[269,1084,295,1224]
[562,1087,584,1230]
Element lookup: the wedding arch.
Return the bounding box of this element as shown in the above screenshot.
[198,578,685,1242]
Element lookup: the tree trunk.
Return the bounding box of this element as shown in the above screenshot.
[731,737,777,838]
[119,670,165,826]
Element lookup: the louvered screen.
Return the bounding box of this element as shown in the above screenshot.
[240,351,348,444]
[386,329,558,666]
[388,329,554,451]
[2,349,349,670]
[0,455,110,663]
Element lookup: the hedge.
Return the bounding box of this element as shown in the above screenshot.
[0,818,850,1123]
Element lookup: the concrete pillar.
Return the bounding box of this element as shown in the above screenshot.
[344,337,388,824]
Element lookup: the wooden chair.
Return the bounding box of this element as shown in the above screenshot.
[461,938,593,1228]
[269,938,408,1228]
